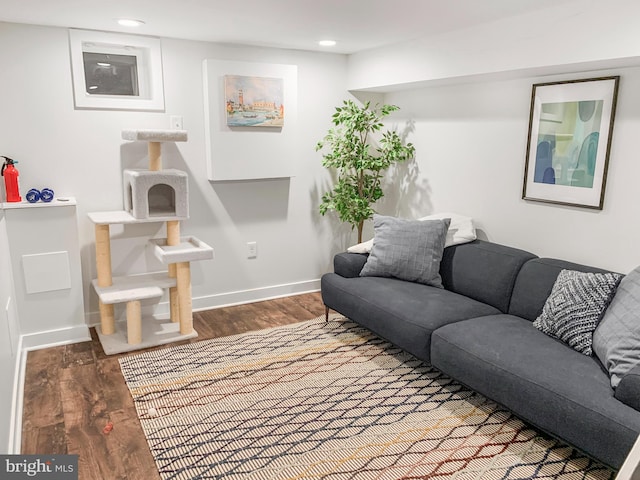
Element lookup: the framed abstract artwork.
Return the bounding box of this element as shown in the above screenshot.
[522,76,619,209]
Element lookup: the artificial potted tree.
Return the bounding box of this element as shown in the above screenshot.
[317,100,415,243]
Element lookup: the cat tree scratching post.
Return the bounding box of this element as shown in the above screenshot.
[148,141,162,171]
[95,223,115,335]
[167,220,180,324]
[165,219,193,335]
[88,129,213,354]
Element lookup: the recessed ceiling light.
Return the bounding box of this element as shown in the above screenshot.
[318,40,337,47]
[117,18,145,27]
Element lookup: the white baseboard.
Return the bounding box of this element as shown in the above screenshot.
[20,325,91,351]
[192,279,321,311]
[8,336,25,454]
[9,325,92,454]
[86,279,322,326]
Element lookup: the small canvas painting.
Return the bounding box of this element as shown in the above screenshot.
[224,75,284,127]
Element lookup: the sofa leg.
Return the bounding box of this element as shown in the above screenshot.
[324,305,330,321]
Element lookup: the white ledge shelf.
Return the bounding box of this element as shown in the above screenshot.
[88,210,188,225]
[2,197,76,210]
[150,236,214,264]
[91,272,176,305]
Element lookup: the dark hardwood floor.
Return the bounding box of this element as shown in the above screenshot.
[21,292,326,480]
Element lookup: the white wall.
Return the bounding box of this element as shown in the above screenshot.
[380,67,640,273]
[0,22,352,326]
[348,0,640,91]
[0,212,21,453]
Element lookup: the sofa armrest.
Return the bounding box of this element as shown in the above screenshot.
[334,252,368,278]
[615,364,640,411]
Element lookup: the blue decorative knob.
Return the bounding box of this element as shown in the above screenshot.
[40,188,54,202]
[26,189,40,203]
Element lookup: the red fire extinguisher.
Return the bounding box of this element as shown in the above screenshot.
[1,156,22,202]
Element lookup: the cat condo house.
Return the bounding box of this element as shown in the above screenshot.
[88,129,213,354]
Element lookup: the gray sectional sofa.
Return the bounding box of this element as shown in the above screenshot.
[321,239,640,469]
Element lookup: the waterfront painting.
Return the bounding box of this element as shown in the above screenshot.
[224,75,284,127]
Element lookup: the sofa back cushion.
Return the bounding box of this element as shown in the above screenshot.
[440,240,537,313]
[508,258,614,321]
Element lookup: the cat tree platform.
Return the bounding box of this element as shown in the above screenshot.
[91,272,197,355]
[122,129,188,172]
[150,236,214,264]
[122,129,188,142]
[95,310,198,355]
[90,270,191,354]
[91,272,176,305]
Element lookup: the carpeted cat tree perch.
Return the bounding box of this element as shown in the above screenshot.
[88,129,213,354]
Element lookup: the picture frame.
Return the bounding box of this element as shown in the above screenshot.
[68,29,165,111]
[522,76,619,209]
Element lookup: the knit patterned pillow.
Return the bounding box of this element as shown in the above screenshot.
[533,269,621,355]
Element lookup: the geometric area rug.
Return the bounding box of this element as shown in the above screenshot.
[119,316,615,480]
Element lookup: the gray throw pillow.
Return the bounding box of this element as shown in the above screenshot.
[593,265,640,388]
[532,269,621,355]
[359,215,450,288]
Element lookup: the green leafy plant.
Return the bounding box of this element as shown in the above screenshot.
[317,100,415,242]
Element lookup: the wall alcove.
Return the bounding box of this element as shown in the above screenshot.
[203,59,298,181]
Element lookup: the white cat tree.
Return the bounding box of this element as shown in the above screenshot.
[88,129,213,354]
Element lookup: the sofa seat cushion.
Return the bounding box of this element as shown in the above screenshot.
[321,272,500,363]
[430,314,640,469]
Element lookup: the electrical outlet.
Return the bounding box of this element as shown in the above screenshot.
[170,115,183,129]
[247,241,257,259]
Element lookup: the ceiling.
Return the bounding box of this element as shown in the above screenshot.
[0,0,577,54]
